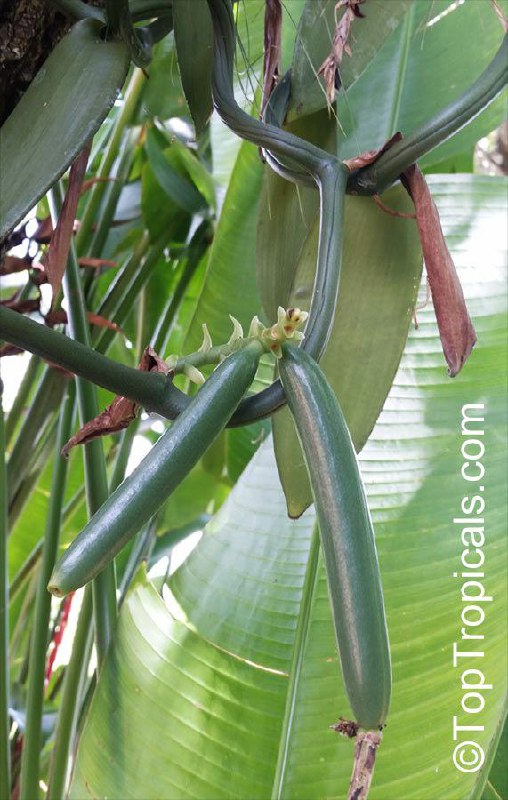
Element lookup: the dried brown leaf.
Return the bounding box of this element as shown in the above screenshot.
[61,346,170,456]
[1,295,40,314]
[318,0,366,108]
[61,394,138,457]
[32,216,54,244]
[45,309,121,332]
[401,164,476,376]
[43,143,91,307]
[343,132,402,171]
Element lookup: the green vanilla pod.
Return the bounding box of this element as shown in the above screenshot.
[49,341,263,596]
[279,343,391,730]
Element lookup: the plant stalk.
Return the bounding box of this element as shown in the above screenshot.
[4,354,41,447]
[46,588,93,800]
[347,731,382,800]
[94,231,151,323]
[86,130,137,271]
[0,304,189,419]
[0,381,11,800]
[152,219,212,355]
[75,67,145,255]
[18,385,75,800]
[51,183,117,665]
[94,233,167,354]
[349,36,508,195]
[7,368,67,508]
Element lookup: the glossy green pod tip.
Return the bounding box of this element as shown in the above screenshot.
[49,341,263,597]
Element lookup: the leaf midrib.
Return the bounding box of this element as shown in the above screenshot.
[270,520,320,800]
[385,3,415,140]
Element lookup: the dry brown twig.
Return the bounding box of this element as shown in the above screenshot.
[318,0,366,109]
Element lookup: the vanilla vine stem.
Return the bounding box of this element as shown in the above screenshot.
[0,304,189,419]
[350,35,508,195]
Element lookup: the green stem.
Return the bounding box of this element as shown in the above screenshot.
[230,165,347,425]
[19,386,75,800]
[152,219,213,355]
[7,368,67,507]
[94,234,166,354]
[75,67,145,255]
[51,184,117,666]
[86,131,137,269]
[47,588,93,800]
[8,414,59,531]
[0,381,10,800]
[0,305,189,418]
[349,36,508,195]
[5,354,41,447]
[109,421,138,493]
[9,541,43,603]
[10,573,37,681]
[105,0,152,66]
[119,518,156,600]
[94,231,151,323]
[205,0,348,423]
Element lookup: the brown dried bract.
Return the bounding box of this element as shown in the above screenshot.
[1,294,40,314]
[43,143,90,307]
[318,0,366,109]
[343,132,402,172]
[45,310,120,332]
[32,216,54,244]
[331,717,360,739]
[401,164,476,376]
[61,347,170,457]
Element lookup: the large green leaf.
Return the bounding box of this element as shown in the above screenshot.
[182,138,264,352]
[288,0,412,119]
[271,184,423,516]
[335,1,507,169]
[173,0,213,135]
[69,175,507,799]
[140,162,190,243]
[139,35,187,122]
[0,20,129,240]
[145,128,208,213]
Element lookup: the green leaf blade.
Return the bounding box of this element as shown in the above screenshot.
[0,20,129,240]
[289,0,413,120]
[173,0,214,136]
[272,184,423,516]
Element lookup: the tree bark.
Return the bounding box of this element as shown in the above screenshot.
[0,0,70,125]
